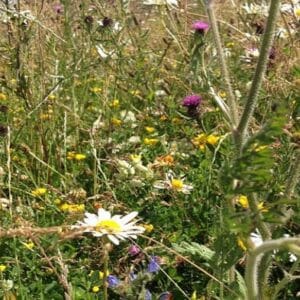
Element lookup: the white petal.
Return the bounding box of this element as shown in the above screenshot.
[120,211,138,224]
[108,234,120,245]
[97,208,111,220]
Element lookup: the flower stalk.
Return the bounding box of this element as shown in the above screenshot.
[245,237,300,300]
[205,0,239,128]
[235,0,281,149]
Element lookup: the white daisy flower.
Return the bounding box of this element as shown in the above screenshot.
[76,208,145,245]
[154,171,193,194]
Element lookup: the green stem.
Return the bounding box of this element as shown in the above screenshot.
[205,0,239,128]
[235,0,281,149]
[245,237,300,300]
[103,247,109,300]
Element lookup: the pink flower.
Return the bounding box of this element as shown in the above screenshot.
[192,21,210,34]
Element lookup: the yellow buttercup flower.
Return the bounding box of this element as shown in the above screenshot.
[32,188,47,197]
[110,99,120,108]
[74,153,86,161]
[257,202,268,212]
[99,270,110,279]
[111,118,122,126]
[238,195,249,209]
[0,265,7,272]
[60,203,85,213]
[145,126,155,133]
[143,138,159,146]
[92,286,100,293]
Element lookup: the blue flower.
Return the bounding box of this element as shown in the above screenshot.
[107,275,120,288]
[147,256,160,273]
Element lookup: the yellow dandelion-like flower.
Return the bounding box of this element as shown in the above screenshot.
[145,126,155,133]
[0,265,7,272]
[74,153,86,161]
[143,138,159,146]
[111,117,122,126]
[237,195,249,209]
[206,134,220,146]
[155,154,174,166]
[48,94,56,101]
[143,224,154,233]
[160,115,168,121]
[130,154,142,164]
[92,286,100,293]
[294,7,300,17]
[0,93,7,101]
[32,188,47,197]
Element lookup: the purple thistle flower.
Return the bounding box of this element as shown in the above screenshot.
[192,21,210,34]
[147,256,161,273]
[107,275,120,288]
[128,245,141,256]
[53,3,63,14]
[182,94,202,108]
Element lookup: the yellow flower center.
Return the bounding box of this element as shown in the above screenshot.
[238,195,249,209]
[171,179,183,190]
[96,220,121,233]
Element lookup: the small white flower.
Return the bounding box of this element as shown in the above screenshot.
[242,2,269,16]
[250,231,263,248]
[143,0,178,7]
[117,159,135,176]
[241,47,260,63]
[128,136,141,144]
[120,110,136,123]
[154,171,193,194]
[75,208,145,245]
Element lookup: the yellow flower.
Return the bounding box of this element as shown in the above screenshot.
[92,286,100,293]
[0,93,7,101]
[99,270,110,279]
[218,91,227,98]
[60,203,85,213]
[130,154,142,164]
[257,202,268,212]
[143,224,154,233]
[206,134,220,146]
[155,154,174,166]
[54,198,61,205]
[171,179,184,191]
[74,153,86,161]
[192,133,207,151]
[130,90,140,96]
[191,291,197,300]
[111,117,122,126]
[32,188,47,197]
[237,195,249,209]
[22,240,34,250]
[0,265,7,272]
[237,238,247,251]
[294,7,300,17]
[145,126,155,133]
[143,138,159,146]
[172,117,182,124]
[110,99,120,108]
[48,94,56,101]
[67,151,76,160]
[160,115,168,121]
[90,87,102,93]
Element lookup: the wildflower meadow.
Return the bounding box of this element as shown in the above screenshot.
[0,0,299,299]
